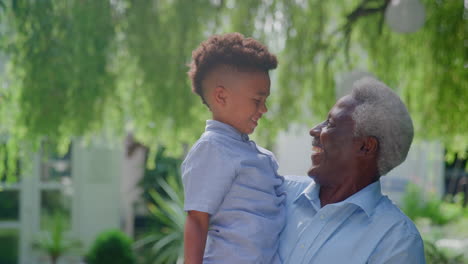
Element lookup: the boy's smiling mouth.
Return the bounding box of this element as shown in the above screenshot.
[251,116,261,124]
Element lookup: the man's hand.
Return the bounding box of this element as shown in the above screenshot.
[184,210,210,264]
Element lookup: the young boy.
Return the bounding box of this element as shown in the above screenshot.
[182,33,286,264]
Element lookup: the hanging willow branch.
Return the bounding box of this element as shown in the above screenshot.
[275,0,466,159]
[0,0,466,182]
[322,0,391,68]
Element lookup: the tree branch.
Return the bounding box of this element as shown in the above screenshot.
[324,0,391,67]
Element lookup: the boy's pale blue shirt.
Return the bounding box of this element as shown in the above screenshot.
[279,176,426,264]
[182,120,286,264]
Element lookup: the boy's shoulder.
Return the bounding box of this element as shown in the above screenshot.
[183,133,233,164]
[184,130,277,165]
[186,136,221,156]
[190,131,230,152]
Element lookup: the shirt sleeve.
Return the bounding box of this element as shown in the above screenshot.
[181,140,236,215]
[368,226,426,264]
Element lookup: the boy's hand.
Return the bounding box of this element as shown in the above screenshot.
[184,210,210,264]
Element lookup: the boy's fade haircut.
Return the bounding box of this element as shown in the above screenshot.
[188,32,278,105]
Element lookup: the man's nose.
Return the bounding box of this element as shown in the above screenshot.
[309,122,324,137]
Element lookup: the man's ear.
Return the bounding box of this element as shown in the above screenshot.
[359,136,379,157]
[213,85,228,106]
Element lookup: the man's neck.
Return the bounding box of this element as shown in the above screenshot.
[319,170,378,207]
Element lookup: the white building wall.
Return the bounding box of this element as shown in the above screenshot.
[72,141,122,248]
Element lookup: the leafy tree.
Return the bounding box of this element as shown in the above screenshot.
[0,0,465,180]
[268,0,466,159]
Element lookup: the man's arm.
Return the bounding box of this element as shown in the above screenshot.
[184,210,210,264]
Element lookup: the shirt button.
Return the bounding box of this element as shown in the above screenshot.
[300,244,305,248]
[320,214,326,220]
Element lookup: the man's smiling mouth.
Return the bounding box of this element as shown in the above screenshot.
[312,146,323,153]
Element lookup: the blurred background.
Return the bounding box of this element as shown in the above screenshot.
[0,0,466,263]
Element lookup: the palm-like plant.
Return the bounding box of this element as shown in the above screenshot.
[134,175,185,264]
[32,213,81,264]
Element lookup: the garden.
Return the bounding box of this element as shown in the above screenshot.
[0,0,466,263]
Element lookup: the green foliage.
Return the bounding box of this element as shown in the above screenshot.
[424,240,466,264]
[0,229,18,264]
[402,185,468,263]
[358,0,467,157]
[139,146,181,204]
[0,190,19,220]
[274,0,467,157]
[275,0,342,126]
[32,213,81,264]
[416,216,468,263]
[134,174,185,264]
[1,0,117,179]
[118,0,223,151]
[401,184,466,225]
[86,229,136,264]
[0,141,21,184]
[0,0,466,179]
[7,0,116,142]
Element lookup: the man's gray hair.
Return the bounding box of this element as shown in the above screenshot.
[350,77,414,176]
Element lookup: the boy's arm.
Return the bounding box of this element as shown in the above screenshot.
[184,210,210,264]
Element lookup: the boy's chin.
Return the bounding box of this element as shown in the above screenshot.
[238,123,257,134]
[245,127,256,135]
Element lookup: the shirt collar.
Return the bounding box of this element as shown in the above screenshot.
[294,181,321,211]
[294,180,383,217]
[205,120,250,142]
[345,181,382,217]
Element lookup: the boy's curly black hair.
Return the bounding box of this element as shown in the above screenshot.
[188,33,278,105]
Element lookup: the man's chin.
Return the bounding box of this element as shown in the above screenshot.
[308,165,319,176]
[307,169,317,179]
[308,167,323,183]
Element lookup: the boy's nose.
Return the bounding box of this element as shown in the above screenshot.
[259,102,268,114]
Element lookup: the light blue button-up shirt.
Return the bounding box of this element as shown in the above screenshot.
[279,175,425,264]
[182,120,286,264]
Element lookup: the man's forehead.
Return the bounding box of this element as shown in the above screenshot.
[329,96,357,120]
[337,95,357,106]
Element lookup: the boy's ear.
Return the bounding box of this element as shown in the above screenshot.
[214,85,228,106]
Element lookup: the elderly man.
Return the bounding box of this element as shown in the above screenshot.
[279,78,425,263]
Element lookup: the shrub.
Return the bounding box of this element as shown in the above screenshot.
[401,184,463,225]
[424,240,466,264]
[86,230,136,264]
